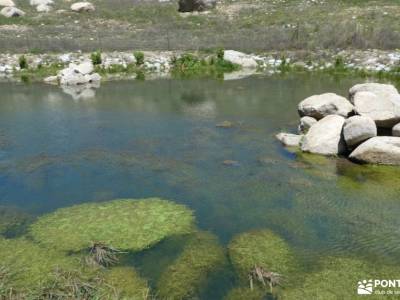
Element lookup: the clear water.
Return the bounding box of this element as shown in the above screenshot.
[1,74,400,298]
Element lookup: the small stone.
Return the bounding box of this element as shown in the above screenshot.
[276,132,303,147]
[216,121,234,128]
[70,1,95,12]
[393,123,400,137]
[298,116,317,134]
[222,160,240,167]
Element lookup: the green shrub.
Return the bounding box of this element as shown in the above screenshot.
[216,48,225,60]
[18,55,27,69]
[90,51,102,65]
[134,51,145,66]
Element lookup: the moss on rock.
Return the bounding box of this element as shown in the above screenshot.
[283,256,400,300]
[223,287,266,300]
[30,198,195,252]
[228,229,297,282]
[157,231,225,299]
[103,267,150,300]
[0,237,81,292]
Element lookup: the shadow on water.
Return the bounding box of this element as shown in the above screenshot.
[1,74,400,298]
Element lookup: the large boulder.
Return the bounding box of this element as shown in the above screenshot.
[352,91,400,128]
[71,2,95,12]
[276,133,303,147]
[0,0,15,7]
[55,62,101,86]
[223,50,258,68]
[1,6,24,17]
[343,115,377,148]
[298,93,354,120]
[178,0,216,12]
[349,83,398,102]
[298,116,317,134]
[71,61,94,75]
[349,137,400,165]
[301,115,346,155]
[393,123,400,137]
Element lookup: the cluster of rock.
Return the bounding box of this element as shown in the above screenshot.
[44,61,101,86]
[0,0,25,17]
[276,83,400,165]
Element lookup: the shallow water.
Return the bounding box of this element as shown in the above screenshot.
[1,74,400,298]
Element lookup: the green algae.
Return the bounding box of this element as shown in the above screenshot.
[283,256,400,300]
[157,231,225,300]
[223,287,266,300]
[228,230,298,282]
[0,237,81,293]
[103,267,150,300]
[0,206,32,237]
[30,198,195,253]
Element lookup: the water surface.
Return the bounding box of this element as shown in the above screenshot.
[1,74,400,298]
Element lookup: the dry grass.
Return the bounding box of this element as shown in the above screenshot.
[0,0,400,52]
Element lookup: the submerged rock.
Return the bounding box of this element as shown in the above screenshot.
[301,115,346,155]
[298,116,317,134]
[298,93,354,120]
[0,206,32,237]
[283,257,400,299]
[216,120,234,128]
[178,0,216,12]
[276,132,303,147]
[349,136,400,165]
[343,115,377,148]
[228,230,297,283]
[223,50,258,69]
[157,231,225,299]
[30,198,195,252]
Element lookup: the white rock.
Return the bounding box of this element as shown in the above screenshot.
[0,0,15,7]
[393,123,400,137]
[44,75,58,84]
[1,6,25,17]
[30,0,53,5]
[298,93,354,120]
[72,61,93,75]
[349,137,400,165]
[298,116,317,134]
[60,72,87,85]
[84,72,101,83]
[343,115,377,148]
[349,83,398,103]
[301,115,346,155]
[352,91,400,128]
[276,133,303,147]
[36,4,52,12]
[71,2,95,12]
[223,50,258,68]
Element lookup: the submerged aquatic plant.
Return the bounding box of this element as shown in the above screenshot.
[157,231,225,299]
[0,206,32,237]
[30,198,195,253]
[248,265,284,292]
[223,286,267,300]
[228,230,297,282]
[0,238,81,293]
[283,256,400,300]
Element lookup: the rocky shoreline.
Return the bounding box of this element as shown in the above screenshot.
[2,49,400,83]
[277,83,400,166]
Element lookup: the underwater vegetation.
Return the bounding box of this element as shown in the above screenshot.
[0,206,32,237]
[223,286,266,300]
[30,198,195,253]
[157,231,225,300]
[103,267,150,300]
[283,256,400,300]
[0,237,81,293]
